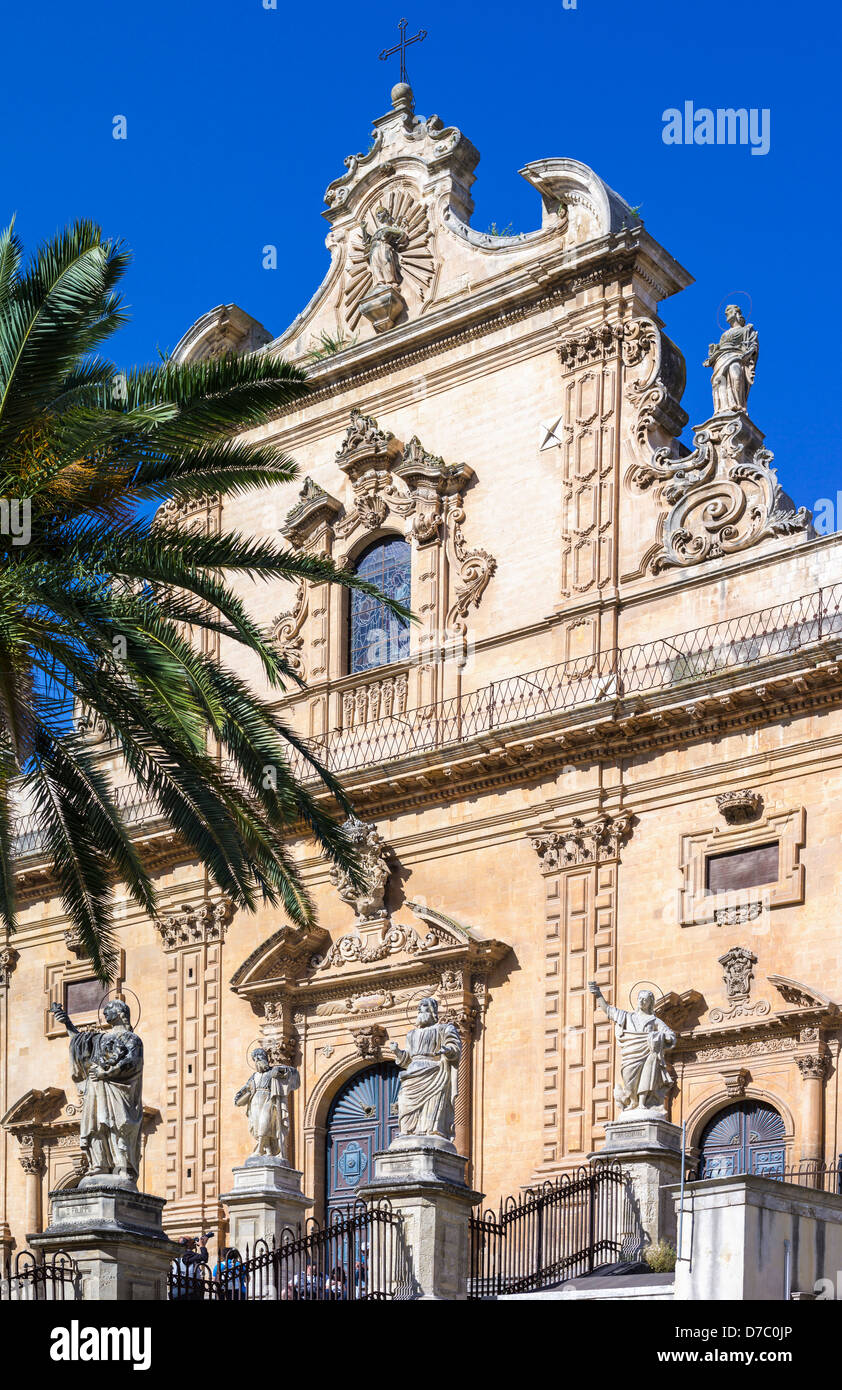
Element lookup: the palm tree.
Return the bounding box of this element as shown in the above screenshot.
[0,219,410,981]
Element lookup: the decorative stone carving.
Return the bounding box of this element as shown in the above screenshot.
[630,413,810,572]
[704,305,758,416]
[49,999,143,1187]
[588,982,676,1117]
[389,997,461,1144]
[344,193,434,334]
[350,1024,389,1059]
[0,944,18,986]
[716,789,763,824]
[532,813,634,872]
[328,816,393,921]
[281,476,342,549]
[709,945,770,1023]
[270,578,308,679]
[234,1047,300,1162]
[720,1065,750,1098]
[720,946,756,1002]
[629,309,809,572]
[713,902,763,926]
[155,898,234,950]
[795,1054,831,1082]
[64,926,88,959]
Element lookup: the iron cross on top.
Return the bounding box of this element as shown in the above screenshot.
[379,18,427,86]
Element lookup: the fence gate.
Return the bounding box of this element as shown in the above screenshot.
[469,1163,641,1298]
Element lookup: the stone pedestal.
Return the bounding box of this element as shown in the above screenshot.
[219,1157,310,1252]
[358,1136,482,1301]
[30,1182,179,1300]
[592,1112,683,1250]
[359,286,405,333]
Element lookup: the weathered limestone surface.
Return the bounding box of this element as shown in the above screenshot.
[220,1158,310,1250]
[359,1140,481,1301]
[595,1116,683,1248]
[3,78,842,1261]
[672,1175,842,1301]
[31,1184,178,1301]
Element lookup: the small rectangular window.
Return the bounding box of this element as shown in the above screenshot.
[705,842,779,895]
[65,978,108,1016]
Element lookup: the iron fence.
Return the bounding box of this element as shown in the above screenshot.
[12,583,842,858]
[0,1250,77,1300]
[168,1201,413,1302]
[694,1158,842,1193]
[469,1163,642,1298]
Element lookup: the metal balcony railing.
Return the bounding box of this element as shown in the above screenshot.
[11,583,842,860]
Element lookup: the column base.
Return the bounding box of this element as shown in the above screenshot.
[30,1183,179,1300]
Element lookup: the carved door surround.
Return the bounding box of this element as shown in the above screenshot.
[272,409,496,739]
[229,894,509,1217]
[663,972,839,1168]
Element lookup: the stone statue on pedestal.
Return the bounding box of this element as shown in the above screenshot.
[389,998,461,1142]
[704,305,758,415]
[50,999,143,1186]
[588,983,676,1116]
[235,1048,299,1161]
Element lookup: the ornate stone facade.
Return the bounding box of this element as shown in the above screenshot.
[2,82,842,1247]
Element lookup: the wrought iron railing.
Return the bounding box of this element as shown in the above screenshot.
[694,1158,842,1193]
[468,1163,642,1298]
[0,1250,77,1300]
[13,584,842,859]
[167,1201,413,1302]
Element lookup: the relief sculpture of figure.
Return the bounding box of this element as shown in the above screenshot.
[235,1047,300,1161]
[704,304,759,415]
[362,206,407,290]
[50,999,143,1185]
[389,997,461,1143]
[588,982,676,1115]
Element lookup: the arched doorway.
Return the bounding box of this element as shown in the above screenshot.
[325,1063,400,1216]
[698,1099,786,1179]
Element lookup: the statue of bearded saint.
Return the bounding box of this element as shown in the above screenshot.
[588,982,676,1116]
[389,998,461,1144]
[50,998,143,1186]
[362,206,408,290]
[704,304,759,415]
[235,1048,300,1161]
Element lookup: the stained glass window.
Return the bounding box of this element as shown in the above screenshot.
[349,537,411,674]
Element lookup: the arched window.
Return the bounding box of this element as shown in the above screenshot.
[698,1099,786,1179]
[348,537,411,674]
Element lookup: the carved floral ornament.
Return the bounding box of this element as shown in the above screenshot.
[155,897,234,951]
[531,813,634,873]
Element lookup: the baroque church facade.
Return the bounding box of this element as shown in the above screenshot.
[2,81,841,1250]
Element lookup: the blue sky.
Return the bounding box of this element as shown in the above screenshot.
[3,0,840,515]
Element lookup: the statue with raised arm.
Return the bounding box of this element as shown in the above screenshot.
[704,304,759,415]
[389,998,461,1143]
[50,998,143,1186]
[234,1048,300,1161]
[588,982,676,1116]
